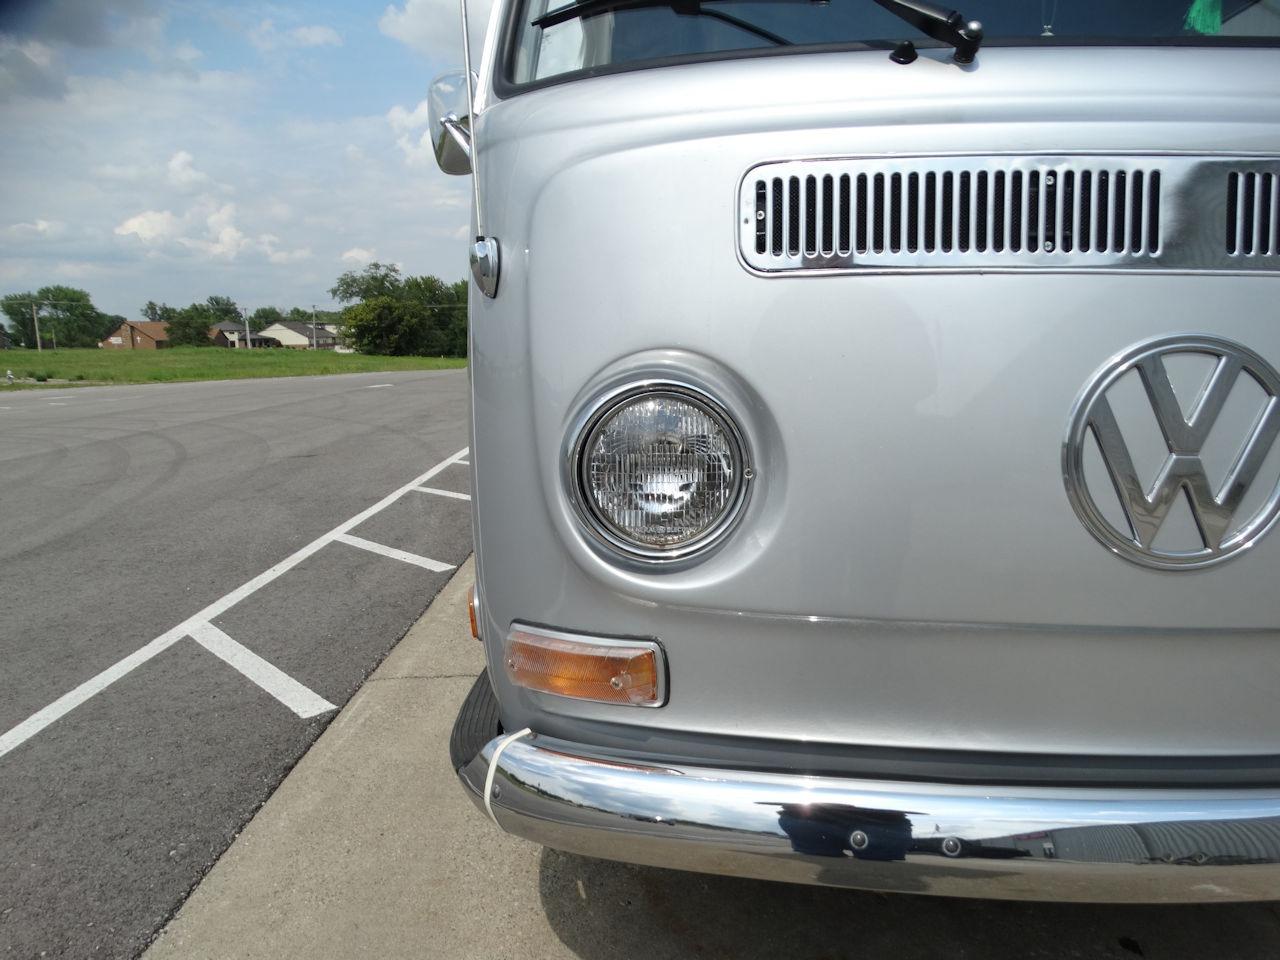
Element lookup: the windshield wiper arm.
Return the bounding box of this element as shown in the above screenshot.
[873,0,982,63]
[533,0,981,62]
[534,0,792,45]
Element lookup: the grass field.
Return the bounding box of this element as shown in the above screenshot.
[1,347,466,387]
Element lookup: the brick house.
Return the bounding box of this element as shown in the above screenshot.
[101,321,170,350]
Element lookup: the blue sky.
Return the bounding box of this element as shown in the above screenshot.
[0,0,493,318]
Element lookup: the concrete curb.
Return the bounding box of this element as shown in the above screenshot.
[140,554,565,959]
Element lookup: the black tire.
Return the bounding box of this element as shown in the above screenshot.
[449,670,503,771]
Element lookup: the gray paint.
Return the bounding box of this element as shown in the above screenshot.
[467,48,1280,762]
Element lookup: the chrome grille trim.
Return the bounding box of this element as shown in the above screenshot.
[739,155,1280,275]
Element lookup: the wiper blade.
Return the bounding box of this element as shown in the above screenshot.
[532,0,982,62]
[533,0,792,46]
[873,0,982,63]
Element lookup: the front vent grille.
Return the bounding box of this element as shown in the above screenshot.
[739,156,1280,275]
[754,168,1161,260]
[1226,171,1278,257]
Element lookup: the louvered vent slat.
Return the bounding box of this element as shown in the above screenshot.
[743,156,1280,273]
[1225,171,1280,258]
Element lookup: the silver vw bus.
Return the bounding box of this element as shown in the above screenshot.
[437,0,1280,901]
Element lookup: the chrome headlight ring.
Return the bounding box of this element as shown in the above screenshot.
[568,381,753,564]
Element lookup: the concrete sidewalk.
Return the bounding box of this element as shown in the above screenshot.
[142,556,572,960]
[144,559,1280,960]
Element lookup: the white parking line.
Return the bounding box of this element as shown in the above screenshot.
[0,445,469,759]
[364,384,393,389]
[412,486,471,501]
[456,460,470,465]
[48,402,68,406]
[191,622,336,719]
[333,533,455,572]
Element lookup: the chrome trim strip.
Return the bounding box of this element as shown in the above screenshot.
[459,734,1280,902]
[738,155,1280,275]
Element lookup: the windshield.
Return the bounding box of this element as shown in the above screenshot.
[507,0,1280,86]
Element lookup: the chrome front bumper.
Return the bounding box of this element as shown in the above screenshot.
[458,731,1280,902]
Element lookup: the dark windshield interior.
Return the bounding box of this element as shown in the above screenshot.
[508,0,1280,86]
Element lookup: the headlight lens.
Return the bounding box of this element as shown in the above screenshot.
[576,387,747,558]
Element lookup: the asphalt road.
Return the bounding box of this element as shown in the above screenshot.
[0,370,473,959]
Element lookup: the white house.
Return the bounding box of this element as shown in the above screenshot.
[257,321,339,350]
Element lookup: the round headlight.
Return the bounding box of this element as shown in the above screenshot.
[574,385,749,560]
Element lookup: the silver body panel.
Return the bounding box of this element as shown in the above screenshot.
[458,40,1280,898]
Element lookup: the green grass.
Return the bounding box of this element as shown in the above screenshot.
[0,347,466,387]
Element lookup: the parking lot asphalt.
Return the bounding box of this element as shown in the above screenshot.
[142,559,1280,960]
[0,370,472,959]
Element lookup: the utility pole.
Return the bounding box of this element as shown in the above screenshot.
[311,305,318,350]
[242,308,252,350]
[11,298,95,351]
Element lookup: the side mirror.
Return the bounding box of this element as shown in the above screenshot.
[429,71,474,176]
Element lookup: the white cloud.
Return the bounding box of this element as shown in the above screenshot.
[258,233,313,264]
[379,0,493,62]
[0,37,66,100]
[394,131,437,166]
[387,98,430,134]
[166,150,210,189]
[247,20,279,52]
[249,20,343,53]
[113,198,316,267]
[342,247,377,264]
[289,25,343,48]
[172,41,202,64]
[6,219,65,239]
[195,203,247,258]
[18,41,56,69]
[267,247,313,264]
[115,209,181,243]
[93,161,151,182]
[386,96,443,166]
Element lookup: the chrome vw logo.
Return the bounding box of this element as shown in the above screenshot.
[1063,336,1280,569]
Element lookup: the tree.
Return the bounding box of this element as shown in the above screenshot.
[329,263,467,357]
[141,301,174,324]
[329,262,403,304]
[340,296,426,355]
[1,293,36,347]
[205,295,241,325]
[1,286,114,348]
[167,302,216,347]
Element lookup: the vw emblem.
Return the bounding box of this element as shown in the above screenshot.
[1063,335,1280,569]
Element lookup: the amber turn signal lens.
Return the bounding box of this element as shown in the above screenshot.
[505,626,664,706]
[467,585,480,640]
